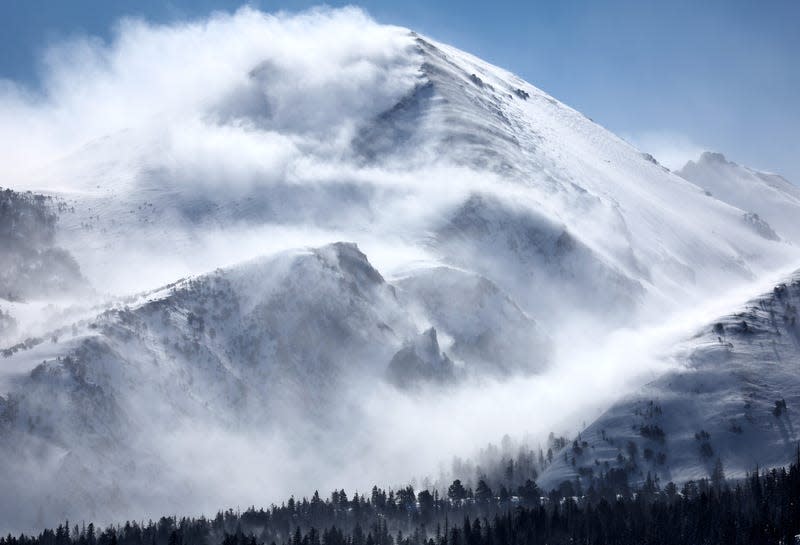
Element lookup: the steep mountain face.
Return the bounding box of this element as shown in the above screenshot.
[538,272,800,489]
[395,265,548,376]
[0,243,407,435]
[387,327,455,388]
[0,242,549,526]
[358,35,797,323]
[0,188,85,303]
[677,152,800,243]
[34,31,797,331]
[434,194,643,323]
[0,188,88,348]
[2,7,800,532]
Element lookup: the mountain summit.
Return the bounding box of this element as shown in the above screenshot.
[677,151,800,242]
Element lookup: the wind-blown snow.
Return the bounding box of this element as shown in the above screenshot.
[538,268,800,489]
[1,5,800,533]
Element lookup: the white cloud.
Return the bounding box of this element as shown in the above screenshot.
[0,6,420,190]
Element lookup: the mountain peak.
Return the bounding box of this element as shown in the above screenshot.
[696,151,730,165]
[677,151,800,242]
[314,242,385,287]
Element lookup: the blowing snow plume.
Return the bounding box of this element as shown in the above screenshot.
[1,5,800,534]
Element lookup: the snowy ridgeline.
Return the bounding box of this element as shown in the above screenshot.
[26,30,800,324]
[539,273,800,490]
[0,242,550,527]
[677,152,800,243]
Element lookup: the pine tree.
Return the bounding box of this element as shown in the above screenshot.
[474,480,493,503]
[711,458,726,491]
[447,480,467,502]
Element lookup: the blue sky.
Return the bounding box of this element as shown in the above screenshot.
[2,0,798,179]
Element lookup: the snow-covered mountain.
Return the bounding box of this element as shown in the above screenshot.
[0,242,548,526]
[677,152,800,243]
[538,271,800,490]
[2,6,800,532]
[30,23,796,327]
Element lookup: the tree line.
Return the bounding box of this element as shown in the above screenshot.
[3,450,800,545]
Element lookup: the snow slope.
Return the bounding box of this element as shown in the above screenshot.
[677,152,800,243]
[23,26,798,332]
[0,242,549,527]
[538,271,800,490]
